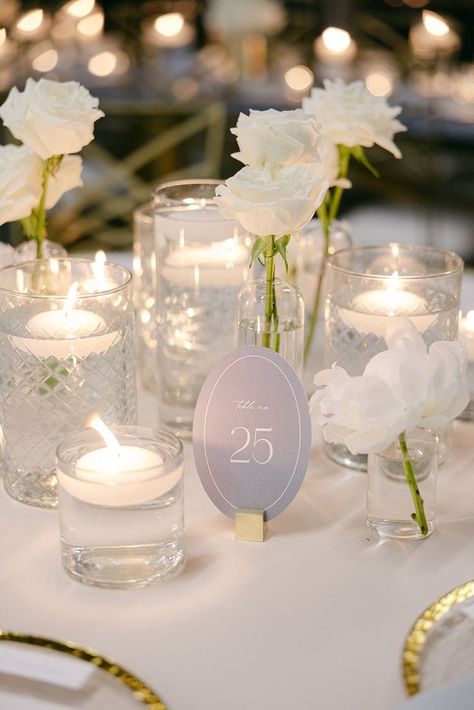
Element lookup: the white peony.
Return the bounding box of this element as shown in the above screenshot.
[215,163,329,237]
[0,144,42,226]
[303,78,406,159]
[311,365,408,454]
[45,155,83,209]
[0,78,104,159]
[231,108,321,167]
[311,318,468,454]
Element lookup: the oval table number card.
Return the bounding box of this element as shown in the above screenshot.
[193,346,311,541]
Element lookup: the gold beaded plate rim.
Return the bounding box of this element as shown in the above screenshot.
[0,630,167,710]
[402,579,474,696]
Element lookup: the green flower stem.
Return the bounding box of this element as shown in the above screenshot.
[303,146,351,363]
[34,159,52,259]
[303,200,330,362]
[398,431,428,536]
[262,237,278,351]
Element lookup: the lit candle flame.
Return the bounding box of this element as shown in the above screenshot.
[92,249,107,288]
[86,413,121,459]
[63,282,78,319]
[154,12,184,38]
[65,0,95,18]
[386,270,399,315]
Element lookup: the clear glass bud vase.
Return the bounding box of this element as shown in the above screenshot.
[367,428,438,540]
[238,278,304,377]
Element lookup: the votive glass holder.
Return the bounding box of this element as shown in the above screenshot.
[154,180,250,437]
[56,426,184,589]
[0,258,136,508]
[325,244,463,470]
[367,428,438,540]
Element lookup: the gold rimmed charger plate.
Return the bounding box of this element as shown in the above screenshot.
[0,630,167,709]
[402,580,474,696]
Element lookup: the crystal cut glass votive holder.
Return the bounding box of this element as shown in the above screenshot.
[56,426,185,589]
[324,244,463,471]
[0,258,136,508]
[367,428,438,540]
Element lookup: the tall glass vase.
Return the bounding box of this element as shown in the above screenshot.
[133,203,157,394]
[324,244,463,471]
[238,277,304,377]
[0,258,136,508]
[154,180,250,437]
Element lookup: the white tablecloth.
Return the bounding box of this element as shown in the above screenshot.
[2,252,474,710]
[2,393,474,710]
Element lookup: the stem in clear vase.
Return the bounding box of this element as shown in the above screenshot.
[398,431,428,536]
[263,237,278,351]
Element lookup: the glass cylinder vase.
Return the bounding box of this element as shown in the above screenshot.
[0,258,136,508]
[154,180,250,437]
[56,425,184,589]
[238,278,304,377]
[367,428,438,540]
[324,244,463,470]
[133,202,157,394]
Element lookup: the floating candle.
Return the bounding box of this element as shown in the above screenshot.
[57,415,183,506]
[13,282,116,358]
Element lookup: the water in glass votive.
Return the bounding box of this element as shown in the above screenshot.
[59,479,184,588]
[158,236,248,437]
[325,289,459,376]
[238,319,304,375]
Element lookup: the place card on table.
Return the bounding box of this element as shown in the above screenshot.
[193,346,311,540]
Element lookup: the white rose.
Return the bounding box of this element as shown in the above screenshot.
[215,164,329,237]
[45,155,83,209]
[303,78,406,158]
[0,144,42,226]
[0,78,104,159]
[231,108,321,167]
[312,135,351,188]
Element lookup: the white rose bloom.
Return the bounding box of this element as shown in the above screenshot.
[215,164,329,237]
[0,78,104,159]
[303,78,406,159]
[231,108,321,167]
[422,341,469,428]
[313,135,351,188]
[0,144,42,226]
[45,155,83,209]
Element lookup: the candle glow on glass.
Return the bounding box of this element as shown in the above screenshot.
[365,72,393,97]
[0,28,6,47]
[83,250,117,292]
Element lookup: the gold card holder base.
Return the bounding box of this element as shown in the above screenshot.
[234,509,267,542]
